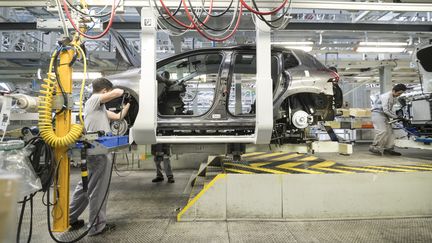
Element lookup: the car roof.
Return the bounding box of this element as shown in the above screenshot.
[158,45,305,66]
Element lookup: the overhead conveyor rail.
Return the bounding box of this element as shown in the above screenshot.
[3,0,432,12]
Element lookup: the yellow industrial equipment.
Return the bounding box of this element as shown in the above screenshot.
[38,36,87,231]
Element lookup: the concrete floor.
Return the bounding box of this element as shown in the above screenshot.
[16,145,432,243]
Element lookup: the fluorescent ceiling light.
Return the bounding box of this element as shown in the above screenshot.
[358,41,408,46]
[356,46,406,53]
[272,41,314,45]
[72,72,102,80]
[282,46,313,52]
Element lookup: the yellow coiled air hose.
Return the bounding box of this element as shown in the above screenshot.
[38,44,87,148]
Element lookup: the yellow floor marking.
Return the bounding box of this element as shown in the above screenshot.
[242,152,267,158]
[299,156,319,161]
[276,162,305,169]
[224,163,288,174]
[269,153,304,161]
[419,164,432,168]
[178,174,226,221]
[281,167,324,174]
[392,165,432,171]
[335,166,385,173]
[310,161,336,168]
[249,162,272,167]
[364,166,416,172]
[314,167,355,174]
[245,152,286,160]
[225,168,255,174]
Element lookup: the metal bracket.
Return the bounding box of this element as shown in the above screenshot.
[53,94,73,110]
[37,18,74,30]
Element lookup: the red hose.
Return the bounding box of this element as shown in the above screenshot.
[182,0,243,42]
[240,0,288,15]
[159,0,214,29]
[62,0,116,39]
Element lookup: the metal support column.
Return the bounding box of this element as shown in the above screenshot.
[379,65,392,94]
[52,49,74,231]
[170,36,182,54]
[131,8,157,144]
[254,16,273,144]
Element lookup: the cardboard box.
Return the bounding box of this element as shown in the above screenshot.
[349,108,372,117]
[337,109,350,117]
[325,121,341,128]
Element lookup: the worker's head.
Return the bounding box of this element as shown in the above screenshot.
[392,83,407,97]
[92,78,113,94]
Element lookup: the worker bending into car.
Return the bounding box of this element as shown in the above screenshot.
[369,83,407,156]
[69,78,130,236]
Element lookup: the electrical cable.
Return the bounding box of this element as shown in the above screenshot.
[46,151,115,243]
[62,0,116,39]
[63,0,121,18]
[158,0,214,30]
[187,0,234,32]
[22,135,116,243]
[55,0,70,37]
[39,44,87,148]
[149,0,190,36]
[200,0,233,18]
[16,193,35,243]
[52,46,68,117]
[181,0,243,42]
[90,5,109,15]
[240,0,288,15]
[152,0,188,32]
[165,0,183,19]
[251,0,292,29]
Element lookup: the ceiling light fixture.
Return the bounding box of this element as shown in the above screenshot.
[356,47,407,53]
[272,41,314,45]
[272,42,314,52]
[281,45,313,52]
[358,41,408,46]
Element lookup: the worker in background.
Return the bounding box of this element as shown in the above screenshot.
[151,144,175,183]
[369,84,407,156]
[69,78,130,236]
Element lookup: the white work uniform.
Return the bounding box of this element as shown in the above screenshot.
[69,93,113,236]
[370,91,398,151]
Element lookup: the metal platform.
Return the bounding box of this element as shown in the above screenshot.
[396,139,432,150]
[177,152,432,221]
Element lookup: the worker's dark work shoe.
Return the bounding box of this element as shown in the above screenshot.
[384,149,402,156]
[167,177,175,183]
[69,219,85,231]
[88,223,116,237]
[152,177,164,183]
[368,147,382,156]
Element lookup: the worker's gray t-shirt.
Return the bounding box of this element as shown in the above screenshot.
[84,94,111,134]
[370,91,398,118]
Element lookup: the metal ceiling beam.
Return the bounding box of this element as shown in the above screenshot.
[3,0,432,12]
[102,22,432,32]
[0,22,36,30]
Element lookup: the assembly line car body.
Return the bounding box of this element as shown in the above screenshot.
[106,45,343,144]
[396,43,432,138]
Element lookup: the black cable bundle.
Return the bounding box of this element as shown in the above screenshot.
[16,135,116,243]
[27,137,56,192]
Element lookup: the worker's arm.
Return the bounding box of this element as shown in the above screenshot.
[100,88,124,104]
[106,103,130,121]
[381,93,398,118]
